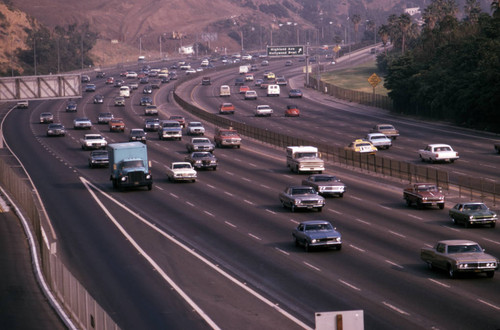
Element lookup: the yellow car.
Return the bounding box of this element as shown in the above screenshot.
[266,72,276,80]
[345,139,377,154]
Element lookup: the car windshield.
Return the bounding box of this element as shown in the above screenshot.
[190,123,202,127]
[417,185,438,192]
[371,136,386,140]
[121,160,144,169]
[380,125,394,130]
[297,152,317,158]
[447,244,482,253]
[305,223,333,231]
[291,188,315,195]
[221,132,238,136]
[463,204,487,211]
[193,153,210,158]
[313,176,336,182]
[164,123,179,127]
[86,135,102,140]
[173,163,191,169]
[193,139,209,143]
[92,151,108,156]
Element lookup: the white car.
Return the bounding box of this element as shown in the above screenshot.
[365,133,392,150]
[419,144,459,163]
[186,122,205,135]
[80,134,107,150]
[126,71,138,79]
[255,105,273,117]
[166,162,197,182]
[244,90,258,100]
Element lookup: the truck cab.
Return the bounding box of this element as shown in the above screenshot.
[108,142,153,190]
[286,146,324,173]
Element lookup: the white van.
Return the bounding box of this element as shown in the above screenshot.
[219,85,231,97]
[119,86,131,98]
[267,84,280,97]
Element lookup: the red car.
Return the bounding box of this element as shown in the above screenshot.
[169,115,186,128]
[219,103,235,115]
[106,77,115,85]
[285,105,300,117]
[239,85,250,94]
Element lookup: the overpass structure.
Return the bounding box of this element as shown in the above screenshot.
[0,74,81,102]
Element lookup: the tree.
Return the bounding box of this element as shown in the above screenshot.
[397,13,413,53]
[378,24,390,54]
[351,14,361,43]
[464,0,481,24]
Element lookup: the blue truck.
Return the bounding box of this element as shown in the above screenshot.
[107,142,153,190]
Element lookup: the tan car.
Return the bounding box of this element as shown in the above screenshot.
[421,240,498,278]
[370,123,399,139]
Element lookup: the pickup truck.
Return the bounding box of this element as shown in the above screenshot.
[403,183,445,209]
[421,240,498,278]
[80,134,107,150]
[214,127,241,148]
[166,162,197,182]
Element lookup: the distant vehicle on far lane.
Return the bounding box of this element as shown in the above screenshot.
[419,144,459,163]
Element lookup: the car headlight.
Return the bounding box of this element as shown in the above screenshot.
[469,215,474,220]
[336,237,341,242]
[195,160,202,164]
[120,176,128,182]
[311,239,318,243]
[146,174,152,180]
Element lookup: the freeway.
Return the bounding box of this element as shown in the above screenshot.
[2,57,500,329]
[180,57,500,183]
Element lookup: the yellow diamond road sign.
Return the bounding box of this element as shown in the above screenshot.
[368,73,382,88]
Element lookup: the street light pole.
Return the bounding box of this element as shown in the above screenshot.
[33,37,37,75]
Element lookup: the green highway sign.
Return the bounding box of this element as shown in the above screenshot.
[267,46,304,56]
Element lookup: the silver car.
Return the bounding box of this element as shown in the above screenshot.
[73,117,92,129]
[186,137,215,152]
[279,185,325,212]
[292,220,342,252]
[301,174,346,197]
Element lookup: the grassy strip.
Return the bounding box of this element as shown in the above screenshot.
[321,60,389,96]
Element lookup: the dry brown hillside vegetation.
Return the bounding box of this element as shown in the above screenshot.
[0,3,33,74]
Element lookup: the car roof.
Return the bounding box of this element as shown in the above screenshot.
[299,220,332,225]
[428,144,452,148]
[438,240,479,245]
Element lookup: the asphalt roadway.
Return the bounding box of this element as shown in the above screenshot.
[0,203,66,329]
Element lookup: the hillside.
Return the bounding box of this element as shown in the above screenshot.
[1,0,496,72]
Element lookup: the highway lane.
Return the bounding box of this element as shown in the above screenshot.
[183,59,500,183]
[3,62,500,329]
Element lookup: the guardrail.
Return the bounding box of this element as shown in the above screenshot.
[0,148,119,329]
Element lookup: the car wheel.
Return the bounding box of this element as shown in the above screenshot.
[491,222,496,228]
[317,207,323,212]
[448,265,456,279]
[290,204,295,212]
[451,216,457,225]
[337,245,342,251]
[339,193,344,198]
[486,271,495,278]
[281,201,286,209]
[426,261,433,270]
[464,221,469,228]
[294,238,300,247]
[304,242,310,252]
[419,155,425,162]
[438,203,444,210]
[147,184,152,191]
[405,198,412,206]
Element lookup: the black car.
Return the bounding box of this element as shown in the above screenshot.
[129,129,147,144]
[93,94,104,104]
[88,150,109,168]
[140,96,153,106]
[234,77,245,86]
[184,152,218,170]
[143,85,153,94]
[161,76,170,83]
[66,101,77,112]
